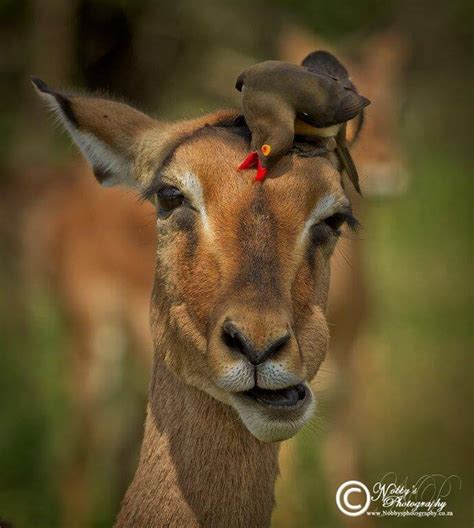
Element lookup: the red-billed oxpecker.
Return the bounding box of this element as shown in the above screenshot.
[235,51,370,191]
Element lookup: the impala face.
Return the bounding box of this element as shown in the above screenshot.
[33,81,358,443]
[144,129,357,442]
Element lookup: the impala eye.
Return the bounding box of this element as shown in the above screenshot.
[311,211,359,246]
[156,186,184,217]
[323,211,359,235]
[324,213,347,233]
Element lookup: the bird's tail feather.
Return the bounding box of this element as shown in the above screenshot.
[335,124,362,195]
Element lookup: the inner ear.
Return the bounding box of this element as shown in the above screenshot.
[32,77,157,188]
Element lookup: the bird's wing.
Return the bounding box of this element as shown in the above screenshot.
[302,50,350,84]
[301,51,370,124]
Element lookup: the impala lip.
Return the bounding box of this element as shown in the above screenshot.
[238,383,308,411]
[230,382,315,442]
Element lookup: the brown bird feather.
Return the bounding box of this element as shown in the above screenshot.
[235,50,369,190]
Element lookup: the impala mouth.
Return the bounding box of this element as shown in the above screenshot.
[242,383,308,409]
[231,382,314,442]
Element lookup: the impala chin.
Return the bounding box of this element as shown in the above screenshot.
[231,383,315,442]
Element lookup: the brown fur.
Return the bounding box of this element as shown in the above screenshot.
[116,370,279,527]
[25,34,408,525]
[116,127,343,526]
[33,74,358,524]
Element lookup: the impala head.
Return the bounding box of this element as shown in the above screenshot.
[33,79,359,442]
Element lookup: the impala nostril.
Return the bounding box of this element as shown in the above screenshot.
[222,321,253,358]
[221,320,291,366]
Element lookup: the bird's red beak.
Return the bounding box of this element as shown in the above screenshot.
[237,152,268,182]
[238,151,258,170]
[255,161,268,181]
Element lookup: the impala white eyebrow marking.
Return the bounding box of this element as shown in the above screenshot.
[297,193,350,247]
[174,169,213,236]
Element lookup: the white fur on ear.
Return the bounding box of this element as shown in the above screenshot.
[31,77,137,187]
[65,129,134,187]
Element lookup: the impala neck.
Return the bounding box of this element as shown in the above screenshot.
[115,357,280,528]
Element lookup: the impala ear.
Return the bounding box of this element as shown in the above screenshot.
[31,77,157,187]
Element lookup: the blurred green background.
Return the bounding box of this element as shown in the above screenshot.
[0,0,472,527]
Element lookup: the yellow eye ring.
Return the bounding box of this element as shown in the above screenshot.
[261,144,271,156]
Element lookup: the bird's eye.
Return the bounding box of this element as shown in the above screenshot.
[156,186,184,217]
